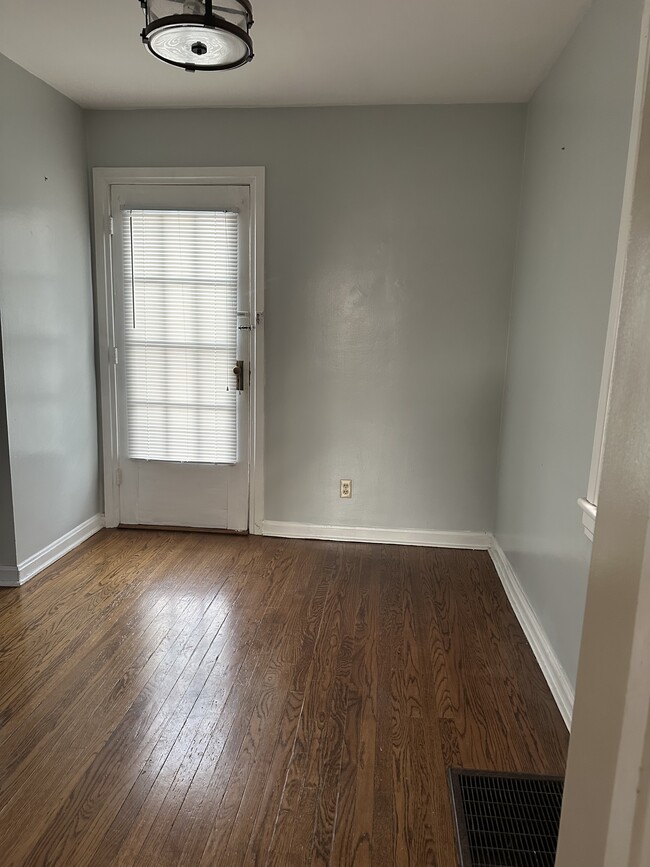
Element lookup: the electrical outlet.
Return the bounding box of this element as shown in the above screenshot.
[340,479,352,499]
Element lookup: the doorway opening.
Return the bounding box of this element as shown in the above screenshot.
[93,168,265,534]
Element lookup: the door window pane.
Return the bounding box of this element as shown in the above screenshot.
[122,209,239,463]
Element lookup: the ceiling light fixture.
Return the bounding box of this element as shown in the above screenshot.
[138,0,254,72]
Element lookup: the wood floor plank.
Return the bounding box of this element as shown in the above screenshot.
[264,544,350,867]
[386,545,437,866]
[117,542,299,867]
[0,531,154,713]
[0,532,230,782]
[3,563,249,865]
[329,544,379,867]
[463,550,569,772]
[305,545,362,866]
[199,545,327,867]
[0,533,245,813]
[420,548,526,771]
[166,542,316,867]
[0,531,570,866]
[87,538,287,867]
[237,547,332,867]
[371,544,399,863]
[405,548,459,865]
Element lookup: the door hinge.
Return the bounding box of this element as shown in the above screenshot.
[108,215,114,236]
[111,346,119,365]
[115,467,122,486]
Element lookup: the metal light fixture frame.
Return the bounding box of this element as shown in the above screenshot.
[139,0,254,72]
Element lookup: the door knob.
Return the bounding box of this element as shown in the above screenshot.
[233,361,245,392]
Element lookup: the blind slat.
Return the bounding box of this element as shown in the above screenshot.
[123,209,239,464]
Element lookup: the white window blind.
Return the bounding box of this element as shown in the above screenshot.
[122,208,239,464]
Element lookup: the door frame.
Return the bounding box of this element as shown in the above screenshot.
[92,166,265,534]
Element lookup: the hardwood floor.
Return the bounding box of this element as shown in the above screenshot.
[0,530,568,866]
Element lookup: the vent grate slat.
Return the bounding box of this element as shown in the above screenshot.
[448,769,564,866]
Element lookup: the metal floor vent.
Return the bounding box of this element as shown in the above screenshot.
[448,769,564,867]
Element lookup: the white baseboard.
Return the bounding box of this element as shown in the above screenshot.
[0,514,106,588]
[262,520,492,550]
[489,538,574,730]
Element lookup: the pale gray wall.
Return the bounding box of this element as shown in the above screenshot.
[86,105,525,532]
[0,320,17,565]
[557,34,650,860]
[0,53,99,564]
[495,0,645,686]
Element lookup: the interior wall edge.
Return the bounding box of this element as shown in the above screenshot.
[493,99,532,497]
[0,316,17,567]
[0,566,20,587]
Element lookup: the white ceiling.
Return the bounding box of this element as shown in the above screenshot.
[0,0,591,109]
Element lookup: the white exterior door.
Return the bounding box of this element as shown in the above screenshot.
[110,183,251,531]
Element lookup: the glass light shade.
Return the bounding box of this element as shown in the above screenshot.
[148,24,248,67]
[140,0,253,71]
